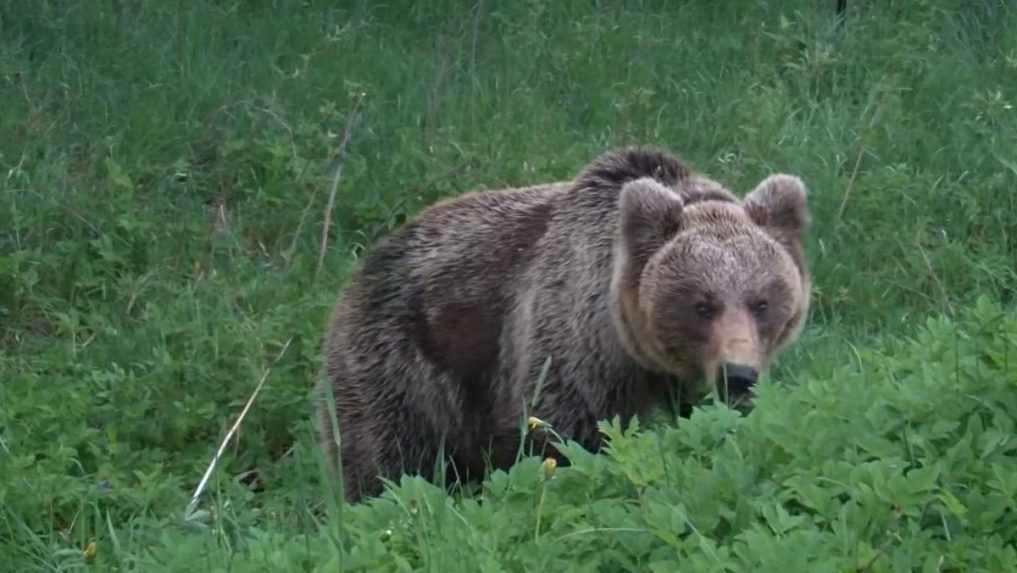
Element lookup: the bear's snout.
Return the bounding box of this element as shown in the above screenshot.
[718,363,758,397]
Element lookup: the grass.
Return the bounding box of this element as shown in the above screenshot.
[1,0,1016,570]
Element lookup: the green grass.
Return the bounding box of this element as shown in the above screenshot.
[1,0,1016,570]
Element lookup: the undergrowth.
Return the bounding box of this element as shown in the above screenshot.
[38,298,1017,572]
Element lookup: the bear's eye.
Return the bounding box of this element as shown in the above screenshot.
[749,300,768,317]
[695,302,715,320]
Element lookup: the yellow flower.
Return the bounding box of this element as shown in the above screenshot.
[528,416,548,432]
[542,457,557,480]
[83,541,97,563]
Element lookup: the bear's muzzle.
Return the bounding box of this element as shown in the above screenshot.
[717,362,758,398]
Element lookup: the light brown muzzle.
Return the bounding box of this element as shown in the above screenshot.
[704,308,764,400]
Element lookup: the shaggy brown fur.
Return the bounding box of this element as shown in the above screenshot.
[315,147,811,502]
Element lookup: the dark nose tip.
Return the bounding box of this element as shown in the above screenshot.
[718,363,758,396]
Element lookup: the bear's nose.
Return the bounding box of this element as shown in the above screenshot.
[717,363,758,396]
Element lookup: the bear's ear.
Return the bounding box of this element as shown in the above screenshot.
[743,174,810,242]
[619,177,685,261]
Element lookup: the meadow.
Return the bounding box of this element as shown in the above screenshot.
[1,0,1016,570]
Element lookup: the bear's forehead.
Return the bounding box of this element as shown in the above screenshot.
[658,244,798,299]
[679,175,739,205]
[668,214,791,268]
[677,233,779,265]
[684,201,751,225]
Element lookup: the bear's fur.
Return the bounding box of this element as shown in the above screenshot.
[315,147,810,502]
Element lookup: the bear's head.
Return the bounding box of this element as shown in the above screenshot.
[610,174,810,405]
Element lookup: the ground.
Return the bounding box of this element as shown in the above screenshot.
[1,0,1016,570]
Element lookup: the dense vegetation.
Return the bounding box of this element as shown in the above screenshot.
[1,0,1015,570]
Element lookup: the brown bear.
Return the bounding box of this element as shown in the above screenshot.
[315,147,810,502]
